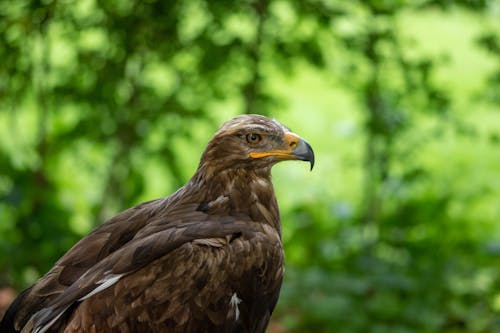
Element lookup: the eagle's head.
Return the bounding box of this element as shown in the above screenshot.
[198,114,314,176]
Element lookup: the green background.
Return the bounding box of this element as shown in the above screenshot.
[1,0,500,332]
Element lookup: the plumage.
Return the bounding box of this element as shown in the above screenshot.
[0,114,314,333]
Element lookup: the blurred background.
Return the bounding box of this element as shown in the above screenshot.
[1,0,500,332]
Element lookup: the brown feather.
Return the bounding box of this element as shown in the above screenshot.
[0,114,314,333]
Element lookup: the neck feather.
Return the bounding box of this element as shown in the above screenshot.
[188,166,281,233]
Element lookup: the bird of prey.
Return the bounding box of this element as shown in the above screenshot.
[0,114,314,333]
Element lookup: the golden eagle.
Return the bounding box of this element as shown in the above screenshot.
[0,114,314,333]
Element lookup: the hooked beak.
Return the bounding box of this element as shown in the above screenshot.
[291,136,315,170]
[249,132,315,170]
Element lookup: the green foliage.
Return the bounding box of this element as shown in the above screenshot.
[278,188,500,332]
[1,0,500,331]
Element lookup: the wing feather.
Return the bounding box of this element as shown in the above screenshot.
[2,198,164,332]
[25,217,260,332]
[60,223,283,332]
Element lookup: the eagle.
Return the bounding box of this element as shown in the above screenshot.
[0,114,314,333]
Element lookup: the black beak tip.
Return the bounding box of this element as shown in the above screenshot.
[307,141,315,171]
[293,138,315,171]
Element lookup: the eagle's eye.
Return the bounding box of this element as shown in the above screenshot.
[246,133,262,144]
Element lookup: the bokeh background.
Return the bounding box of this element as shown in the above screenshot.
[1,0,500,332]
